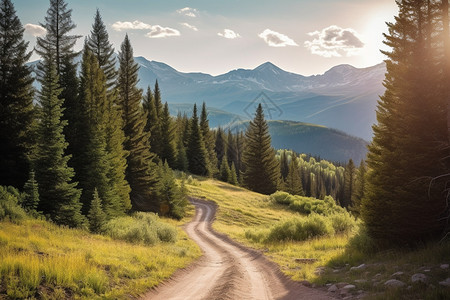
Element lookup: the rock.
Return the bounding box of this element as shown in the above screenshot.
[384,279,406,288]
[350,264,366,271]
[342,284,356,290]
[299,280,312,287]
[374,273,382,278]
[328,284,338,292]
[294,258,318,264]
[441,264,449,270]
[336,282,350,288]
[354,279,367,284]
[391,271,404,277]
[439,278,450,287]
[411,273,427,283]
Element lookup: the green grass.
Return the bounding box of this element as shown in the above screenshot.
[187,177,450,299]
[0,208,201,299]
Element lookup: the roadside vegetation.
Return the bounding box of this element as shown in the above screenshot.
[186,177,450,299]
[0,186,201,299]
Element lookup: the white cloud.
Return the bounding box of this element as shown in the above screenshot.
[218,29,241,39]
[24,23,46,37]
[112,20,152,31]
[181,22,198,31]
[258,29,298,47]
[177,7,198,18]
[304,25,364,57]
[145,25,180,38]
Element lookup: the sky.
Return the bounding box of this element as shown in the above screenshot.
[13,0,398,76]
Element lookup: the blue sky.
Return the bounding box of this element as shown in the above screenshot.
[13,0,397,76]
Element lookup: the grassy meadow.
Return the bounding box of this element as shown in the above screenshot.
[186,177,450,299]
[0,208,201,299]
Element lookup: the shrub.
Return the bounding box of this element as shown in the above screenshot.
[330,211,356,234]
[104,212,177,245]
[0,186,27,223]
[270,191,294,205]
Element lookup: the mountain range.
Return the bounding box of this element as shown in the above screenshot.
[135,57,386,140]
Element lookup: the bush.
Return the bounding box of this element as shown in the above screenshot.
[330,211,356,234]
[0,186,27,223]
[265,214,333,242]
[104,212,177,245]
[270,191,293,205]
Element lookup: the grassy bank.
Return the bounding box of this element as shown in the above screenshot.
[0,209,201,299]
[187,177,450,299]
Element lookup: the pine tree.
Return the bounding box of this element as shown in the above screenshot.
[76,45,124,217]
[284,156,304,196]
[219,156,231,183]
[226,130,238,169]
[88,188,106,233]
[174,112,188,171]
[158,161,187,219]
[362,0,447,244]
[242,104,280,194]
[200,102,218,176]
[117,35,160,212]
[143,86,161,160]
[88,9,117,90]
[160,103,176,167]
[214,127,226,169]
[229,162,239,186]
[350,160,366,217]
[279,150,289,180]
[0,0,35,188]
[33,52,85,227]
[35,0,81,164]
[343,159,356,208]
[22,170,40,213]
[186,104,209,175]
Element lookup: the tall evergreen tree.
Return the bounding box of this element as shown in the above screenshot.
[200,102,218,176]
[279,150,289,180]
[0,0,35,188]
[143,85,162,160]
[117,35,160,212]
[284,156,304,196]
[159,103,176,167]
[214,127,226,169]
[35,0,81,163]
[229,162,239,186]
[87,9,117,90]
[362,0,447,244]
[88,188,106,233]
[22,170,40,213]
[343,159,356,208]
[33,52,85,227]
[350,160,366,217]
[219,156,231,183]
[242,104,280,194]
[186,104,209,175]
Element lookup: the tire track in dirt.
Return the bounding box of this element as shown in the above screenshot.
[144,198,334,300]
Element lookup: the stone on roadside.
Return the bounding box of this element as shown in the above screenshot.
[350,264,366,271]
[391,271,404,277]
[439,278,450,287]
[440,264,449,270]
[354,279,367,284]
[328,284,338,292]
[384,279,406,288]
[411,273,427,283]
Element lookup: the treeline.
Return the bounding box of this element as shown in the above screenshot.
[0,0,189,229]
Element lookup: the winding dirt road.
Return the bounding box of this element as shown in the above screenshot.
[144,199,334,300]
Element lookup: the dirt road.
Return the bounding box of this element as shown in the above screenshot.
[144,199,334,300]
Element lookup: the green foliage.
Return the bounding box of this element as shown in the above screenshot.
[362,1,448,244]
[104,212,177,245]
[158,161,188,220]
[22,170,40,213]
[229,162,239,185]
[187,104,209,176]
[0,0,35,188]
[270,191,344,216]
[0,186,27,223]
[219,156,231,182]
[33,53,86,228]
[242,104,280,194]
[117,35,160,212]
[283,156,304,196]
[200,102,218,176]
[88,189,106,233]
[160,103,177,168]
